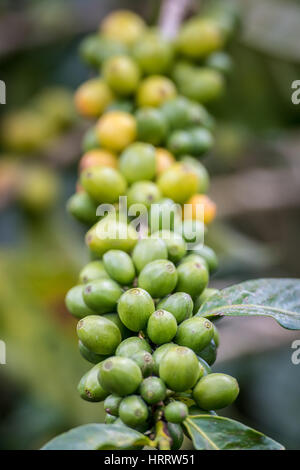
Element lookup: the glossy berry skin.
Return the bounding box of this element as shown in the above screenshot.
[175,317,214,354]
[127,181,161,209]
[119,142,156,184]
[157,163,198,204]
[77,315,121,355]
[119,395,148,427]
[147,310,177,345]
[102,313,131,340]
[67,192,98,225]
[139,377,167,404]
[83,278,123,314]
[78,363,109,402]
[137,75,177,108]
[193,287,219,314]
[152,230,187,263]
[132,238,168,273]
[193,244,218,273]
[193,373,239,410]
[176,261,209,299]
[116,337,152,358]
[65,285,95,319]
[164,401,188,424]
[102,55,140,96]
[131,351,154,377]
[105,413,118,424]
[118,288,155,332]
[152,343,176,376]
[78,340,108,364]
[99,356,143,396]
[138,259,178,298]
[104,394,123,416]
[96,111,136,153]
[79,260,110,284]
[159,346,199,392]
[103,250,135,285]
[136,107,168,146]
[80,166,127,204]
[158,292,193,324]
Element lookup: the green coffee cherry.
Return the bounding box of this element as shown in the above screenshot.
[167,422,184,450]
[132,32,174,75]
[83,278,123,314]
[213,324,220,348]
[167,130,192,156]
[67,192,98,225]
[78,340,108,364]
[102,55,140,96]
[149,198,182,233]
[152,230,186,263]
[79,34,127,68]
[104,394,123,416]
[65,285,95,319]
[179,219,205,245]
[177,18,224,59]
[180,254,209,270]
[178,68,224,103]
[105,413,118,424]
[196,361,205,382]
[132,238,168,273]
[193,373,239,410]
[136,107,168,145]
[127,181,161,209]
[77,315,121,355]
[118,288,155,332]
[86,217,138,257]
[164,401,188,424]
[159,346,199,392]
[80,166,127,204]
[140,377,167,404]
[198,339,217,366]
[147,310,177,345]
[99,356,143,396]
[79,260,110,284]
[119,142,156,184]
[175,317,214,354]
[152,343,176,376]
[190,127,214,156]
[160,96,191,130]
[102,313,131,340]
[176,261,208,298]
[131,351,154,377]
[138,259,178,298]
[193,287,219,314]
[119,395,148,427]
[158,293,193,324]
[197,356,212,376]
[103,250,135,285]
[78,363,109,402]
[193,244,218,273]
[116,337,152,358]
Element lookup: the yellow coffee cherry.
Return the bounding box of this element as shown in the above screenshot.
[157,163,198,204]
[103,55,141,96]
[137,76,177,108]
[96,111,137,152]
[100,10,146,46]
[184,194,217,225]
[74,79,114,118]
[155,148,175,176]
[177,18,224,59]
[79,149,118,172]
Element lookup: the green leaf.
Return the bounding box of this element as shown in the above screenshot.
[197,278,300,330]
[184,414,285,450]
[41,423,150,450]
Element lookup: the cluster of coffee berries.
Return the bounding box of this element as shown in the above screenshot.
[65,8,239,447]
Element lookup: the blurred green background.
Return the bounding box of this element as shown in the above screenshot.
[0,0,300,450]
